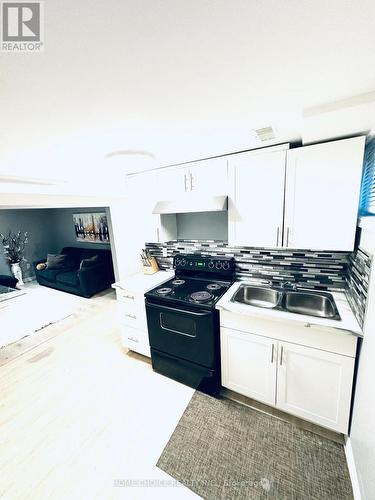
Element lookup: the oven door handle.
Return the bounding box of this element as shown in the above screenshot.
[145,301,212,317]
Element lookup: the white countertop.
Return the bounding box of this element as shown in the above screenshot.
[217,281,362,337]
[112,271,174,294]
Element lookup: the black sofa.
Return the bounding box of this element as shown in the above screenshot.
[34,247,115,298]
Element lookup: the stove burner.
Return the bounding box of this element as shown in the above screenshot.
[206,283,221,291]
[172,279,185,286]
[156,287,172,295]
[190,291,214,302]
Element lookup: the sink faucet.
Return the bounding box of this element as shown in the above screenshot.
[281,281,298,291]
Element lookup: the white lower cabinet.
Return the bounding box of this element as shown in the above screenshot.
[221,327,355,433]
[221,328,276,405]
[276,342,355,432]
[112,272,174,358]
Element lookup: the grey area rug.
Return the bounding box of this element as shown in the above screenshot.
[157,391,353,500]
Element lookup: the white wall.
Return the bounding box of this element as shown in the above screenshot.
[350,224,375,499]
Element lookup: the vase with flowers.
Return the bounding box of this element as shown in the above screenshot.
[0,231,28,288]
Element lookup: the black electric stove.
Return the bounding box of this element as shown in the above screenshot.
[145,254,235,395]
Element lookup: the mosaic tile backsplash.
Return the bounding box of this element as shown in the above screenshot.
[346,247,372,328]
[146,240,350,290]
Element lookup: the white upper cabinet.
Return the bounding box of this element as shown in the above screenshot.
[228,148,287,247]
[156,157,228,199]
[188,157,228,196]
[284,136,365,251]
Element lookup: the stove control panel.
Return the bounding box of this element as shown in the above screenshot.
[173,254,235,274]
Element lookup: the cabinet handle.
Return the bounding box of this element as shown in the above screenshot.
[271,343,275,363]
[123,294,135,300]
[190,172,195,190]
[128,336,139,343]
[280,345,284,366]
[125,313,137,319]
[286,227,290,247]
[184,174,188,192]
[276,227,280,247]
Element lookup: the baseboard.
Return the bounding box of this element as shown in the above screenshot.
[345,437,362,500]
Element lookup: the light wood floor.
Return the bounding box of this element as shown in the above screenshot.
[0,293,198,500]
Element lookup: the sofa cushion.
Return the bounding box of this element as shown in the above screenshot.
[55,271,80,287]
[47,253,69,270]
[37,268,65,283]
[80,255,99,269]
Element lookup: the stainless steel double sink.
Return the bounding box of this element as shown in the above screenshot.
[231,285,340,320]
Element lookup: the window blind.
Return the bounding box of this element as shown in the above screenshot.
[360,138,375,216]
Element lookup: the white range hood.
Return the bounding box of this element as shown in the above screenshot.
[152,195,228,214]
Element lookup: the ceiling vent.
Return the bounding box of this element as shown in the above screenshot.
[254,126,276,142]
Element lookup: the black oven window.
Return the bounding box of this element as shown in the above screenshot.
[160,313,197,337]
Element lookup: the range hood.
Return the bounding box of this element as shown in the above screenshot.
[152,195,228,214]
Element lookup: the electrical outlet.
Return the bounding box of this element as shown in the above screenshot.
[26,263,30,269]
[162,247,168,257]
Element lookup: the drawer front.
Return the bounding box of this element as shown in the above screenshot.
[116,296,147,330]
[119,304,146,328]
[219,310,357,357]
[116,289,141,305]
[120,325,150,357]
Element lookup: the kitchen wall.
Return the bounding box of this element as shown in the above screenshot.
[0,209,58,279]
[146,240,350,290]
[350,224,375,500]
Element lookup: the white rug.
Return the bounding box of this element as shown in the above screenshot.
[0,282,115,348]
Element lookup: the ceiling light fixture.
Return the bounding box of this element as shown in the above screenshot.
[104,149,155,160]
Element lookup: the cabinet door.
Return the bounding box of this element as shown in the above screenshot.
[228,150,286,247]
[221,327,277,405]
[276,341,355,433]
[189,157,228,195]
[284,136,365,251]
[155,166,190,198]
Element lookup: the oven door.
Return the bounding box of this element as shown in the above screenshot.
[145,300,217,368]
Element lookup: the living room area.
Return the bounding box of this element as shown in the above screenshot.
[0,205,118,350]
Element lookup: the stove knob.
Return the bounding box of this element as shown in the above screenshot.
[175,258,181,267]
[181,259,187,267]
[215,261,223,270]
[208,261,214,269]
[223,261,230,270]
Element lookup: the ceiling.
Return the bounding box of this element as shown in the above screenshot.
[1,0,375,191]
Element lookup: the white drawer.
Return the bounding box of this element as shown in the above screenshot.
[120,314,147,331]
[116,289,142,304]
[120,325,150,357]
[118,303,147,330]
[116,299,139,316]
